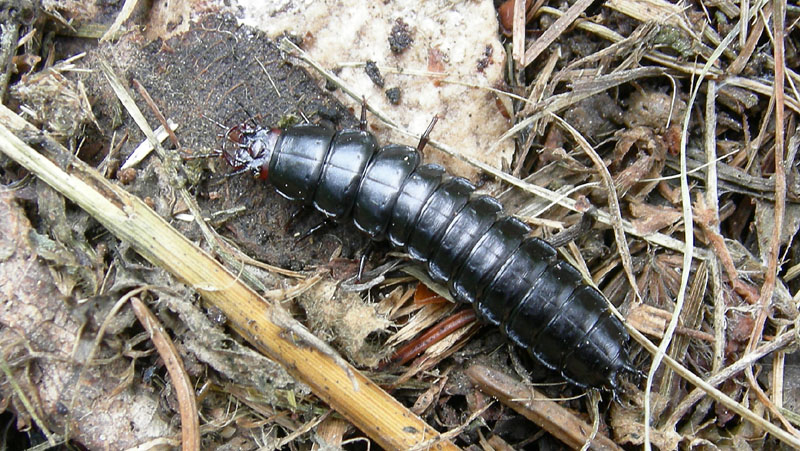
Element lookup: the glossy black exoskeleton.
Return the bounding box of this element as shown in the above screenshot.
[221,117,636,390]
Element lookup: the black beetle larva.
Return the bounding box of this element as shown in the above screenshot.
[220,113,636,390]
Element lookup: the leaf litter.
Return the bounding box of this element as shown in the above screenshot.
[0,0,798,449]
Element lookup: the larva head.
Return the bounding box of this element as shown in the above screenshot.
[223,123,281,180]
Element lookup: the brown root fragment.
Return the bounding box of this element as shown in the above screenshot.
[130,297,200,451]
[0,105,458,451]
[383,309,476,369]
[466,364,623,450]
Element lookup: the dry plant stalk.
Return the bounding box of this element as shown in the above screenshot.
[130,297,200,451]
[285,22,800,446]
[0,105,458,451]
[467,364,621,450]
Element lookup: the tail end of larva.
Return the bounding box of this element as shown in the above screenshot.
[606,357,643,402]
[622,361,645,383]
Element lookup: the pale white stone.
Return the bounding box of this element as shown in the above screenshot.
[231,0,513,179]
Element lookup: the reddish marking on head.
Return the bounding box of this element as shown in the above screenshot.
[257,163,269,181]
[222,122,281,180]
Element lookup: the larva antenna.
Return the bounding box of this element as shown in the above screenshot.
[234,99,260,129]
[201,114,228,130]
[182,149,222,160]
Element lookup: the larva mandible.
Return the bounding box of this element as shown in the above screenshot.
[220,114,636,390]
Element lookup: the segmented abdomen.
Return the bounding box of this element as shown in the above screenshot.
[264,124,631,389]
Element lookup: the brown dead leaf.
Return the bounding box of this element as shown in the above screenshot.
[627,303,670,338]
[0,192,173,448]
[411,374,448,415]
[754,200,800,262]
[629,201,682,234]
[611,126,666,199]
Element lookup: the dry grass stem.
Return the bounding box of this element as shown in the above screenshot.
[2,5,799,448]
[522,0,595,66]
[0,107,459,451]
[467,365,622,451]
[130,297,200,451]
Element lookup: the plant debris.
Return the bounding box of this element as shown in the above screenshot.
[0,0,799,449]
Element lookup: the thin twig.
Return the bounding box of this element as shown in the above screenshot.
[549,113,643,308]
[742,0,798,437]
[522,0,594,65]
[282,37,705,261]
[702,81,727,379]
[130,297,200,451]
[0,348,60,446]
[132,79,181,148]
[663,329,797,429]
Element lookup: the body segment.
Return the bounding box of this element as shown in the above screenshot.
[225,122,634,389]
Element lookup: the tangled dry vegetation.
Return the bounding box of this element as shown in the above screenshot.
[0,0,798,449]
